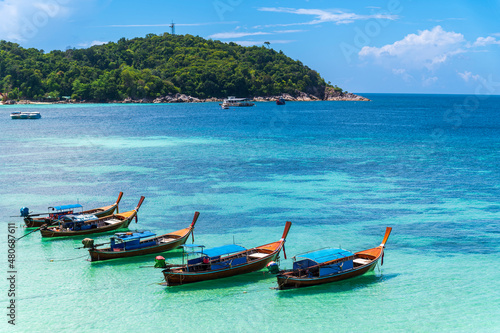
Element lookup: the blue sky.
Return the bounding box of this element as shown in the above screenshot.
[1,0,500,94]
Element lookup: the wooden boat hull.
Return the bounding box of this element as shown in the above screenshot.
[24,192,123,228]
[163,221,292,286]
[40,217,132,237]
[40,196,143,238]
[276,227,392,290]
[90,236,187,261]
[24,217,53,228]
[276,256,379,289]
[163,251,280,286]
[89,213,199,261]
[24,205,118,228]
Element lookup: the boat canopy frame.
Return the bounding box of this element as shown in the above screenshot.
[179,244,247,265]
[294,248,354,265]
[50,204,83,211]
[199,244,247,258]
[112,231,156,242]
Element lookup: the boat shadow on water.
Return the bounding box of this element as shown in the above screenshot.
[160,271,276,293]
[275,272,399,297]
[38,228,132,242]
[88,248,184,266]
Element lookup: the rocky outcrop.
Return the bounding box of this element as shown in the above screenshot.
[2,88,369,105]
[153,93,203,103]
[323,87,370,101]
[254,92,320,102]
[253,87,368,102]
[293,90,321,101]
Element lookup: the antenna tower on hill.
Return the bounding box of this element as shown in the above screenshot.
[170,21,175,35]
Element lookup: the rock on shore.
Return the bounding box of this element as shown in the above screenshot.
[2,88,369,105]
[323,87,370,101]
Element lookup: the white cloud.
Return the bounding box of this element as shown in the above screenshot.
[0,0,73,42]
[209,29,302,40]
[359,26,500,76]
[209,31,271,39]
[392,68,414,82]
[422,76,438,86]
[359,26,466,70]
[471,36,500,47]
[359,26,500,87]
[273,29,304,34]
[458,71,481,82]
[258,7,397,26]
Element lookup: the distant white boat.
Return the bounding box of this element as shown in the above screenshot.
[220,96,255,107]
[10,111,41,119]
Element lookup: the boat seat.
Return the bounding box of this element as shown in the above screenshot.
[159,238,175,243]
[105,219,122,224]
[353,258,371,265]
[248,253,267,259]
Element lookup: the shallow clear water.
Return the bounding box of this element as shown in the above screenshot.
[1,94,499,332]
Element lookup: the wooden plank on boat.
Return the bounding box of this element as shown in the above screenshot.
[160,238,176,243]
[105,219,122,225]
[248,253,268,259]
[353,258,371,265]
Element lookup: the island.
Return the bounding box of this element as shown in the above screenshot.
[0,34,368,104]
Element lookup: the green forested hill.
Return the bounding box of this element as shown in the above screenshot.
[0,33,334,102]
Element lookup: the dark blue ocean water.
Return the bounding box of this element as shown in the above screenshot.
[1,94,499,332]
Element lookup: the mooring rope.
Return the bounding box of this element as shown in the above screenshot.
[48,254,88,262]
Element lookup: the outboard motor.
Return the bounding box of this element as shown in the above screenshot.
[266,261,280,274]
[82,238,94,249]
[20,207,30,217]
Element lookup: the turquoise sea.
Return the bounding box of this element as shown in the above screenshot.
[1,94,499,332]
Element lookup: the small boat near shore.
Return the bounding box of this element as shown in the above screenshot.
[219,96,255,107]
[40,196,144,237]
[161,221,292,286]
[83,212,200,262]
[276,98,285,105]
[10,111,41,119]
[274,227,392,289]
[22,192,123,228]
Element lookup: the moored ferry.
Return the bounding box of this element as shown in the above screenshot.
[220,96,255,107]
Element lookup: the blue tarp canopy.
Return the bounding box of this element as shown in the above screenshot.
[202,244,247,258]
[51,204,83,211]
[296,248,354,264]
[113,231,156,241]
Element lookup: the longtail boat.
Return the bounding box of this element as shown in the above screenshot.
[23,192,123,228]
[39,196,144,238]
[83,212,200,262]
[274,227,392,290]
[161,221,292,286]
